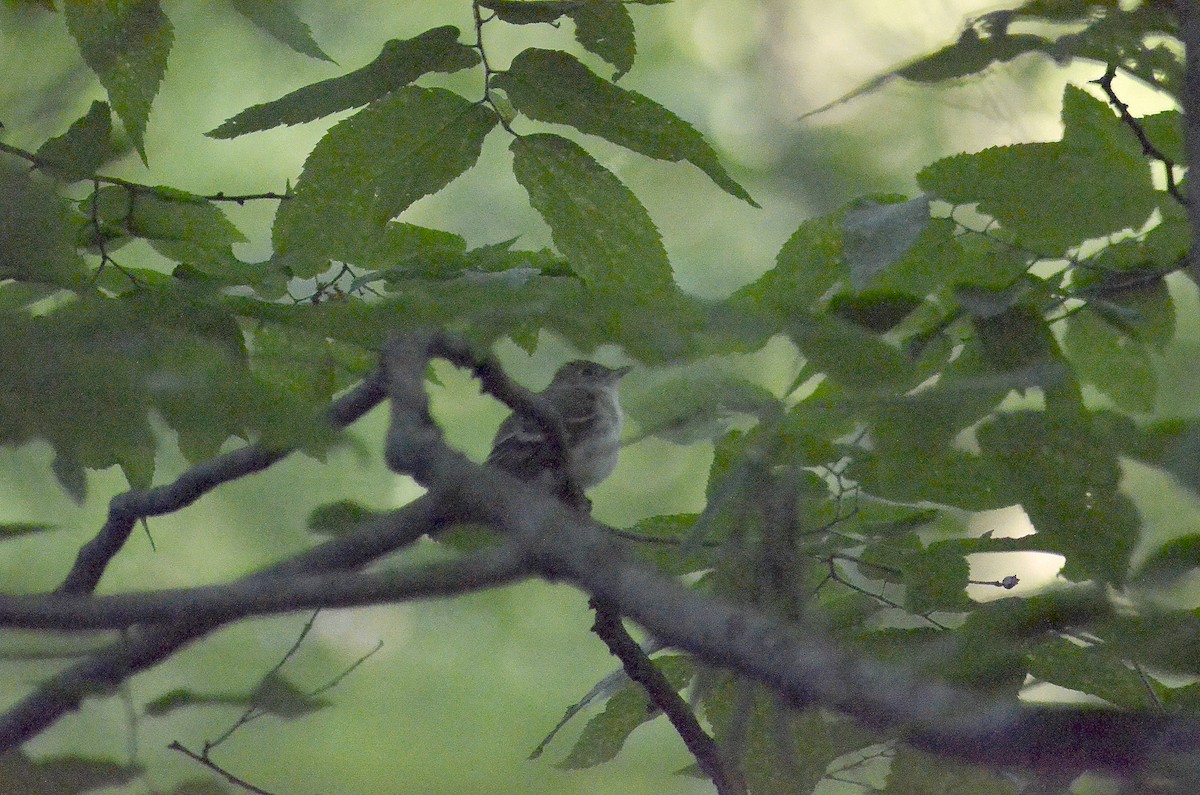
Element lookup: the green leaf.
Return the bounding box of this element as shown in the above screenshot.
[1139,108,1183,163]
[704,679,870,795]
[207,27,480,138]
[88,186,247,248]
[1136,535,1200,583]
[559,656,692,769]
[882,746,1017,795]
[272,87,497,276]
[919,85,1157,254]
[1026,636,1150,709]
[904,542,972,612]
[477,0,570,24]
[624,371,779,444]
[787,312,916,395]
[977,410,1138,583]
[510,133,671,295]
[34,101,116,182]
[63,0,173,161]
[828,291,922,333]
[967,300,1072,392]
[494,49,756,206]
[571,0,635,78]
[0,162,88,286]
[227,0,332,62]
[841,195,931,290]
[1064,306,1156,413]
[730,211,845,326]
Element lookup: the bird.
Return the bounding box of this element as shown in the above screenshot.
[486,360,632,497]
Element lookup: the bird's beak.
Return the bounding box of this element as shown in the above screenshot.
[613,365,633,379]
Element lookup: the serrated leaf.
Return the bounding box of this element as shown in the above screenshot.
[977,410,1137,583]
[273,87,496,276]
[510,132,671,294]
[788,312,916,395]
[842,195,931,289]
[477,0,572,24]
[63,0,173,161]
[495,49,756,206]
[0,162,88,286]
[559,656,692,768]
[919,85,1157,254]
[88,186,246,248]
[34,101,115,182]
[1026,636,1150,709]
[227,0,332,62]
[570,0,635,78]
[625,371,778,444]
[1064,306,1156,413]
[207,27,480,138]
[730,211,845,328]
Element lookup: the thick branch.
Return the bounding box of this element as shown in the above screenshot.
[0,546,528,630]
[0,490,457,750]
[1185,1,1200,280]
[6,329,1197,780]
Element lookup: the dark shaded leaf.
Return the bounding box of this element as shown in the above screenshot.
[34,101,116,181]
[0,162,88,286]
[919,86,1157,254]
[63,0,173,161]
[559,656,692,768]
[227,0,332,62]
[306,500,385,536]
[273,87,497,276]
[571,0,635,78]
[495,49,755,206]
[842,195,931,289]
[510,132,671,295]
[207,27,480,138]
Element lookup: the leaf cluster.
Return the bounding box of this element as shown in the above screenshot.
[2,1,1199,793]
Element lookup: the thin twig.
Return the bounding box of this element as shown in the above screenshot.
[204,610,321,752]
[168,741,277,795]
[0,140,288,204]
[1092,64,1187,207]
[590,600,744,795]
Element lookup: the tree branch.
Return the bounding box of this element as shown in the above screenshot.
[0,545,529,630]
[590,600,743,795]
[1183,1,1200,281]
[5,329,1198,782]
[58,366,391,595]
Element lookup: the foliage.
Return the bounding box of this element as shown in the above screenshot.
[0,0,1196,793]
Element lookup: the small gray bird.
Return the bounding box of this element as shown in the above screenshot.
[486,360,632,492]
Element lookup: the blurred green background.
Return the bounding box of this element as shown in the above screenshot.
[2,1,1192,793]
